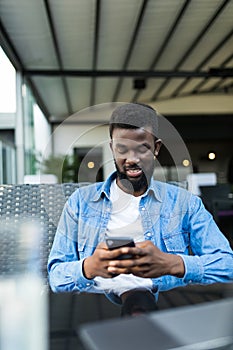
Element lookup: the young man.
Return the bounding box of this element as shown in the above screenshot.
[48,103,233,316]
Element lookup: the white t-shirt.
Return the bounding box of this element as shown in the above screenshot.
[94,180,153,296]
[106,179,144,242]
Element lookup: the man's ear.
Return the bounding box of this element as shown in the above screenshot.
[154,139,162,157]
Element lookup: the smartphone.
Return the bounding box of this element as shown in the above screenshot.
[105,236,135,260]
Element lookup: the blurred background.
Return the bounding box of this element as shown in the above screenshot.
[0,1,233,349]
[0,0,233,186]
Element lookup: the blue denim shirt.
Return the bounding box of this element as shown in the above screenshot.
[48,172,233,304]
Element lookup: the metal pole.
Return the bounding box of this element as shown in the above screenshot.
[15,72,25,184]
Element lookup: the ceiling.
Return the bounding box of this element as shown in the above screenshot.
[0,0,233,123]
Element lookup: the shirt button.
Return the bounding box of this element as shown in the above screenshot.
[141,207,145,211]
[86,283,91,286]
[146,232,152,237]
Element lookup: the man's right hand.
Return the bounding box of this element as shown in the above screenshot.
[83,242,130,279]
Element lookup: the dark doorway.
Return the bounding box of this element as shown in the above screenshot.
[73,147,103,183]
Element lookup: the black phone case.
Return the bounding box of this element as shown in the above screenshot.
[106,237,135,260]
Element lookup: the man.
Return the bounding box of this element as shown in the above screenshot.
[48,103,233,316]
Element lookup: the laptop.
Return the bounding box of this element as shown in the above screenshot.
[79,314,182,350]
[78,298,233,350]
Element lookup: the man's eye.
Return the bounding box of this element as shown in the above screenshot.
[116,146,127,154]
[138,145,149,153]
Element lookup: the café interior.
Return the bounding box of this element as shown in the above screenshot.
[0,1,233,349]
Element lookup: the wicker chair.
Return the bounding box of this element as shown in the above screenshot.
[0,183,82,280]
[0,183,230,350]
[0,183,121,350]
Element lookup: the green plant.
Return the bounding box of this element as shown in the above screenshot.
[40,154,80,183]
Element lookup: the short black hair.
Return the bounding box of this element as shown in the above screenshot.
[109,103,158,139]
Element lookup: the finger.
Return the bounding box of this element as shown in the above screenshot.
[96,263,118,278]
[101,271,116,278]
[107,266,131,275]
[96,242,108,249]
[108,258,138,268]
[119,246,144,256]
[108,263,155,277]
[104,247,137,260]
[95,246,124,260]
[134,270,160,278]
[135,241,153,248]
[131,265,158,278]
[131,264,150,273]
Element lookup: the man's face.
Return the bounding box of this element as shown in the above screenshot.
[110,127,161,196]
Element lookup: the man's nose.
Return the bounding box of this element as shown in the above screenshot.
[126,150,139,164]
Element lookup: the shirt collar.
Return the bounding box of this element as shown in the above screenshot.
[92,171,162,202]
[92,172,116,201]
[143,180,162,202]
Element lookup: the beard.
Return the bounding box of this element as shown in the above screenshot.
[114,161,151,194]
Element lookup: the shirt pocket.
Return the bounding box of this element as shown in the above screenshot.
[77,213,105,257]
[77,235,96,260]
[162,231,190,253]
[160,210,190,254]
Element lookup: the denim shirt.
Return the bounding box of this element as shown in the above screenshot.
[47,172,233,304]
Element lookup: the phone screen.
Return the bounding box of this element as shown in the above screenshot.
[106,237,135,260]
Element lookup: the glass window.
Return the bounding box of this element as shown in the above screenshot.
[0,139,16,184]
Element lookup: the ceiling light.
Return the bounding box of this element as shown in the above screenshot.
[208,152,216,160]
[87,161,95,169]
[182,159,190,167]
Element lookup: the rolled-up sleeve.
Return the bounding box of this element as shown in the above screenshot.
[152,195,233,292]
[48,234,95,293]
[47,202,95,293]
[177,196,233,286]
[183,196,233,284]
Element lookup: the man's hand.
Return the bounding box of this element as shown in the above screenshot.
[83,242,136,279]
[107,240,185,278]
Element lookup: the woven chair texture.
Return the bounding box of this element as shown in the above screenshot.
[0,183,82,281]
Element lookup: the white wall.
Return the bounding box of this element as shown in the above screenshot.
[33,104,52,163]
[52,123,114,179]
[150,94,233,115]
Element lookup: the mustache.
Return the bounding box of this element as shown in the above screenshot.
[123,164,142,171]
